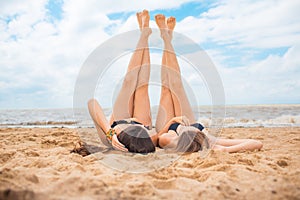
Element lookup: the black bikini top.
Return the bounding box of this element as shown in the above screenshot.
[111,120,150,130]
[168,122,204,135]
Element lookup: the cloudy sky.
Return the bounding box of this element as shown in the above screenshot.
[1,0,300,109]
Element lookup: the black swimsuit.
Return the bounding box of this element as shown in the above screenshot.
[111,120,150,130]
[168,122,204,135]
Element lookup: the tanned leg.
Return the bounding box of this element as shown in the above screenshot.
[155,15,176,133]
[156,14,196,124]
[132,10,153,128]
[110,11,151,124]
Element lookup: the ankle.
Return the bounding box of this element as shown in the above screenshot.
[141,27,152,36]
[169,31,173,40]
[162,36,171,44]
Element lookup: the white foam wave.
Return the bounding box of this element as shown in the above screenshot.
[197,115,300,128]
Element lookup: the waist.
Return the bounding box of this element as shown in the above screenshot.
[111,119,150,130]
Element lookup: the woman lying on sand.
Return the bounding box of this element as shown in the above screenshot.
[154,14,263,153]
[88,10,157,153]
[88,10,263,154]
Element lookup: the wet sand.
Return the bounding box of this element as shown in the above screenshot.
[0,127,299,199]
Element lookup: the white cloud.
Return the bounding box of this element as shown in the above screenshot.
[0,0,200,108]
[176,0,300,48]
[0,0,299,108]
[218,45,300,104]
[61,0,198,14]
[170,0,300,104]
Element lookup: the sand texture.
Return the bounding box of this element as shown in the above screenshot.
[0,127,299,200]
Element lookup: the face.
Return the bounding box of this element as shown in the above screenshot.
[177,125,199,136]
[161,125,199,148]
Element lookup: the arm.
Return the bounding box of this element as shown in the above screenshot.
[158,116,189,136]
[212,138,263,153]
[88,99,128,151]
[88,99,111,147]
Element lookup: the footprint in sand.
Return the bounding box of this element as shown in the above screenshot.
[152,179,179,190]
[25,150,40,157]
[1,151,16,163]
[276,160,288,167]
[237,158,254,166]
[25,174,39,183]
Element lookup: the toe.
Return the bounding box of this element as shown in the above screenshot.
[155,14,164,19]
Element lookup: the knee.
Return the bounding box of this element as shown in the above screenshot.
[169,75,182,89]
[135,84,149,95]
[88,98,97,108]
[124,68,139,83]
[136,78,149,89]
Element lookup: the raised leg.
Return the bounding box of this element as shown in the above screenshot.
[132,10,153,128]
[156,14,196,124]
[110,11,151,124]
[156,16,177,132]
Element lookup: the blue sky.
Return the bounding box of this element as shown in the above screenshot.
[0,0,300,109]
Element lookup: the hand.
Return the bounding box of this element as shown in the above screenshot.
[111,134,128,152]
[172,116,190,125]
[181,116,190,125]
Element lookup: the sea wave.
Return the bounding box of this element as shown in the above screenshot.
[1,105,299,128]
[1,115,299,128]
[197,115,300,128]
[0,121,78,127]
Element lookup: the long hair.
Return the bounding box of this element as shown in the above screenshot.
[117,125,155,154]
[174,129,209,152]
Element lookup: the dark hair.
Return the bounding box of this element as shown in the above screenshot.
[175,130,209,152]
[117,125,155,154]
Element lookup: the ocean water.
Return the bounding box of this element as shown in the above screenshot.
[0,104,299,128]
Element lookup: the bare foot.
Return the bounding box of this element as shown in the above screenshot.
[155,14,167,29]
[167,17,176,39]
[136,12,142,30]
[137,10,151,36]
[141,9,150,28]
[155,14,169,39]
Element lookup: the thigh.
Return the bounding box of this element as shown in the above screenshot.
[110,67,139,122]
[166,67,196,123]
[133,85,151,123]
[111,37,148,121]
[133,50,151,127]
[163,41,196,123]
[155,86,175,132]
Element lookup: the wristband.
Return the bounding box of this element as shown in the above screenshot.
[106,128,116,142]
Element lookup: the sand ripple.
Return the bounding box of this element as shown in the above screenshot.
[0,127,300,199]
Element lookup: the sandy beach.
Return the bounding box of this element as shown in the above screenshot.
[0,127,299,200]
